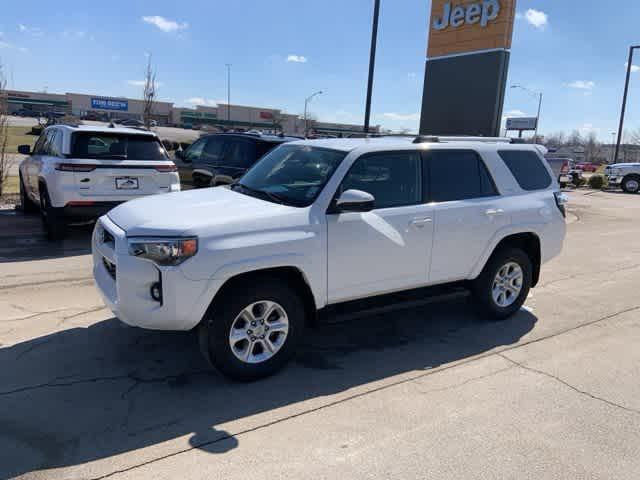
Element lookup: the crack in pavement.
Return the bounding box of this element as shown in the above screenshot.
[88,304,640,480]
[496,352,640,416]
[0,276,93,291]
[537,263,640,289]
[56,306,108,327]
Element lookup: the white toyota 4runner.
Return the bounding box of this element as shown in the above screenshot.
[19,125,180,240]
[92,136,567,380]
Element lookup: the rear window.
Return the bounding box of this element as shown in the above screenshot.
[70,133,168,160]
[498,150,552,191]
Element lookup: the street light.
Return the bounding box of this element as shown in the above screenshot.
[225,64,232,124]
[364,0,381,133]
[304,91,323,137]
[614,45,640,164]
[611,132,617,163]
[511,84,543,141]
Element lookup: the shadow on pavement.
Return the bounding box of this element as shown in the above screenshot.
[0,209,93,262]
[0,298,536,478]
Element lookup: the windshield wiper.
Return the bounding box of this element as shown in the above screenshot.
[232,183,288,205]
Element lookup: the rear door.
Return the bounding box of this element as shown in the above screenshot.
[214,137,258,185]
[426,149,509,284]
[69,132,175,197]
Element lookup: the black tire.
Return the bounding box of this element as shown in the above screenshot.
[39,186,66,241]
[199,278,306,381]
[471,247,532,321]
[621,175,640,194]
[19,175,39,214]
[559,182,567,189]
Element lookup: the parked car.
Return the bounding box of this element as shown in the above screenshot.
[604,163,640,193]
[545,157,575,188]
[18,125,180,240]
[92,136,567,380]
[575,162,598,172]
[176,132,298,188]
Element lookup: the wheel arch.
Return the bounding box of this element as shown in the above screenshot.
[477,232,542,287]
[622,173,640,190]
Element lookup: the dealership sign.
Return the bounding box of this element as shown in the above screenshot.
[433,0,501,30]
[91,97,128,111]
[506,117,538,131]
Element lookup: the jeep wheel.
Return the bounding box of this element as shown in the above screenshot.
[20,175,39,214]
[40,187,66,241]
[621,176,640,194]
[199,279,306,381]
[471,248,532,321]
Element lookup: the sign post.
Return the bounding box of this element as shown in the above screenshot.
[420,0,517,137]
[505,117,538,138]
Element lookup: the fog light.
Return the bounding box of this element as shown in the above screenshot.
[150,282,163,303]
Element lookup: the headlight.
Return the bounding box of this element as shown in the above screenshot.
[128,237,198,266]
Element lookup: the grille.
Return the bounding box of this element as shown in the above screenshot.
[103,257,116,280]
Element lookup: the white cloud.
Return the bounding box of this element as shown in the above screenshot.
[0,41,11,49]
[185,97,218,106]
[504,109,527,117]
[142,16,189,33]
[18,24,27,32]
[380,112,420,122]
[407,72,417,79]
[524,9,548,29]
[287,55,308,63]
[579,123,600,135]
[127,80,164,87]
[566,80,595,90]
[62,29,87,39]
[0,39,27,52]
[18,24,43,36]
[625,62,640,73]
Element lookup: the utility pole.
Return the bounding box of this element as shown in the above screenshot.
[511,84,543,141]
[614,46,640,164]
[225,63,232,125]
[363,0,380,134]
[304,91,322,137]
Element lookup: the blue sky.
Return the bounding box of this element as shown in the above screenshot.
[0,0,638,141]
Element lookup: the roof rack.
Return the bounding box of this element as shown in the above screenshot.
[412,135,517,144]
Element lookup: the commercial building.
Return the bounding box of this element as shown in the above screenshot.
[7,89,379,136]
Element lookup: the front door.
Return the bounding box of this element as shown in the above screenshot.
[327,151,434,303]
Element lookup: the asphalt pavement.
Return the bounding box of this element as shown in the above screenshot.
[1,190,639,479]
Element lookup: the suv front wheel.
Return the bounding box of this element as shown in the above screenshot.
[621,175,640,194]
[199,278,306,381]
[472,248,532,320]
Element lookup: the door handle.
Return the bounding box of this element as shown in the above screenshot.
[410,217,432,227]
[485,208,505,216]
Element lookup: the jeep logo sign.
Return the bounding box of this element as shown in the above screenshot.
[433,0,500,30]
[426,0,516,58]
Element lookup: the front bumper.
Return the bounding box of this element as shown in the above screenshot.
[605,175,621,186]
[92,216,222,331]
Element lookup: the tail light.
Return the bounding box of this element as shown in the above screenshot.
[55,163,97,172]
[154,164,178,173]
[554,191,568,218]
[560,161,569,174]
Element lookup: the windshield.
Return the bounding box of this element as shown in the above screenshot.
[70,133,168,160]
[234,144,347,207]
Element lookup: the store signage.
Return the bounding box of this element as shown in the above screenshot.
[91,98,128,111]
[259,111,274,120]
[506,117,537,131]
[433,0,500,30]
[427,0,516,58]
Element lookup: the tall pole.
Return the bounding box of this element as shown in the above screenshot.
[614,46,639,164]
[364,0,380,134]
[303,91,322,137]
[534,92,543,141]
[225,63,232,124]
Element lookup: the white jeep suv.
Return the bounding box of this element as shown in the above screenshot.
[92,136,566,380]
[19,125,180,239]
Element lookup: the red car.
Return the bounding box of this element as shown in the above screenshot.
[576,162,598,172]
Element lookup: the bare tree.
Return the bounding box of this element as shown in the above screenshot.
[628,128,640,145]
[583,131,600,162]
[0,60,12,198]
[142,54,157,129]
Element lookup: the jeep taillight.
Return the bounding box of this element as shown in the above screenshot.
[554,191,568,218]
[55,163,97,172]
[560,161,569,174]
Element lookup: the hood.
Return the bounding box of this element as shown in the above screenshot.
[609,163,640,168]
[107,187,297,237]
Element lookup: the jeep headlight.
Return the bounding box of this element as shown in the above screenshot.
[128,237,198,266]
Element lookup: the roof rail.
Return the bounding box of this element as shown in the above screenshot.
[413,135,440,144]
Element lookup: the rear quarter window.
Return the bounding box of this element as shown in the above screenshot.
[498,150,552,191]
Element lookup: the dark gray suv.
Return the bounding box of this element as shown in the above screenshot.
[177,133,298,188]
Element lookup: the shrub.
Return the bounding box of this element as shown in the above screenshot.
[588,175,604,190]
[573,176,586,188]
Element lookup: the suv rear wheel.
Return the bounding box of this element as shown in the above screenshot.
[472,247,532,320]
[199,278,306,381]
[621,175,640,194]
[39,186,66,240]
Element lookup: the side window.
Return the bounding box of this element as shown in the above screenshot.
[256,141,277,160]
[340,152,421,209]
[201,137,226,164]
[184,138,206,162]
[498,150,552,191]
[49,130,63,157]
[41,129,55,156]
[224,138,257,168]
[428,150,497,202]
[33,132,47,154]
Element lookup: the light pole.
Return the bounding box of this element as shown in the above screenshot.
[225,63,232,124]
[364,0,381,133]
[611,132,617,163]
[304,90,323,137]
[511,84,543,141]
[614,46,640,164]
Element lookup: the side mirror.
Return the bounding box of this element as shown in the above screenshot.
[18,145,31,155]
[335,189,375,213]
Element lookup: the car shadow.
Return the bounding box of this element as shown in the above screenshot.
[0,297,537,478]
[0,209,93,262]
